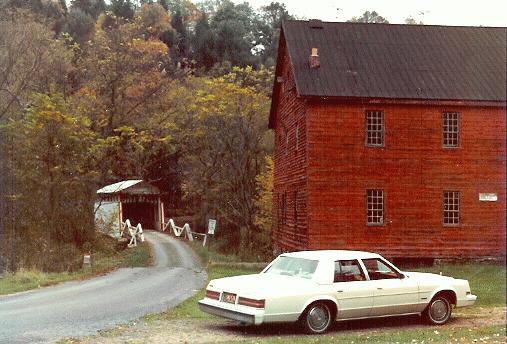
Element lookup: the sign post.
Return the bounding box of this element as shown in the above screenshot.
[208,219,216,235]
[207,219,217,251]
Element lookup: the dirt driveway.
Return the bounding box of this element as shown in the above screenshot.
[79,307,506,343]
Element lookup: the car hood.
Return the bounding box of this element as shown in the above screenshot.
[207,273,316,299]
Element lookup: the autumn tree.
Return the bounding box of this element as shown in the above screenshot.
[73,9,180,199]
[253,155,274,257]
[137,2,173,38]
[0,9,75,270]
[222,65,274,97]
[0,9,72,121]
[0,0,67,31]
[1,93,97,271]
[77,11,170,138]
[172,77,270,258]
[0,1,281,268]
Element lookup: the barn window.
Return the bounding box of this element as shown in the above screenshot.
[365,110,384,146]
[366,189,384,225]
[443,112,460,147]
[443,191,460,225]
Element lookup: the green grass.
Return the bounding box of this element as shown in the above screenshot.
[0,241,152,296]
[230,325,506,344]
[188,240,244,264]
[125,241,152,267]
[411,263,506,307]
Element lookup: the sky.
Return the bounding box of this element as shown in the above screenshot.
[232,0,507,27]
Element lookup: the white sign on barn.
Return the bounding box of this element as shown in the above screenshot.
[479,193,497,202]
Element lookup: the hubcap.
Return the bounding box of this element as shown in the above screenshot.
[308,306,330,331]
[430,299,449,321]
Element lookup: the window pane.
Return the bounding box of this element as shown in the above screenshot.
[366,110,384,146]
[443,191,460,225]
[366,189,384,225]
[443,112,460,147]
[334,260,366,282]
[362,259,399,280]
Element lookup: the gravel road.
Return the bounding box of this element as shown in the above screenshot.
[0,231,207,344]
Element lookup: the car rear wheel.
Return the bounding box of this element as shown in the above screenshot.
[301,302,333,334]
[424,296,452,325]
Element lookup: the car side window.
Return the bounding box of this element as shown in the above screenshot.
[334,260,366,282]
[362,258,400,280]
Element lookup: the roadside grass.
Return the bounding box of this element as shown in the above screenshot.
[0,240,152,296]
[189,239,243,264]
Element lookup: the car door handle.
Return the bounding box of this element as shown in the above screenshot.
[337,290,344,293]
[377,287,383,290]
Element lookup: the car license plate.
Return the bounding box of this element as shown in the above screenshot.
[222,292,236,304]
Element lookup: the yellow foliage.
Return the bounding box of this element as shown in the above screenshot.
[254,155,274,232]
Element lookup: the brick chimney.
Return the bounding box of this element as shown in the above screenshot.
[309,47,320,69]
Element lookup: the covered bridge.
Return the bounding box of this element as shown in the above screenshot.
[95,180,165,236]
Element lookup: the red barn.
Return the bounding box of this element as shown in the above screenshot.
[269,20,506,260]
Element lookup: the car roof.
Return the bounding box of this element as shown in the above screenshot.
[280,250,382,261]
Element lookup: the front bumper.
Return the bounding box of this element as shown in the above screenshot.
[456,294,477,308]
[198,299,265,325]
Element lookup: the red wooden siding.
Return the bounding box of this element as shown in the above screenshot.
[302,102,506,259]
[272,34,309,253]
[270,22,506,260]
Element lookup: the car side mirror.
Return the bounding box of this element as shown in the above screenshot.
[399,273,406,279]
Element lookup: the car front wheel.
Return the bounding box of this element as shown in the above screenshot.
[301,302,333,334]
[424,296,452,325]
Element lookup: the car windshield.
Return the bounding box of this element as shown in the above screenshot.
[264,256,319,279]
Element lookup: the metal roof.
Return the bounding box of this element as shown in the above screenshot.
[281,20,507,102]
[96,180,143,194]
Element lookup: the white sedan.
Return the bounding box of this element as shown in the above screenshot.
[198,250,477,334]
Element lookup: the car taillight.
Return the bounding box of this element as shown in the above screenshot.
[206,290,220,300]
[238,297,265,308]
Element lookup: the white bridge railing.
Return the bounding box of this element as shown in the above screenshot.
[162,219,207,246]
[120,219,145,248]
